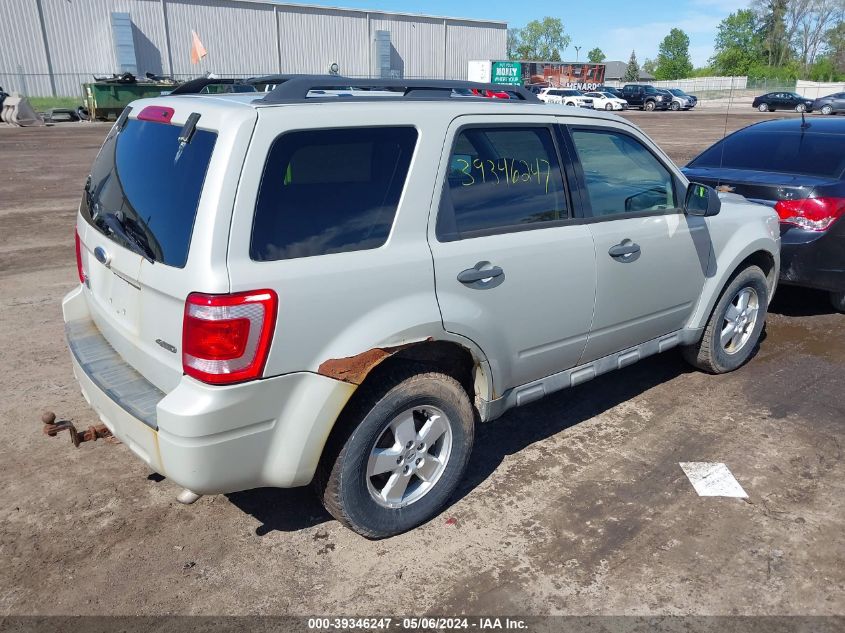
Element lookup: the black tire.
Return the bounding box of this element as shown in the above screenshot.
[758,103,769,112]
[670,101,680,111]
[821,105,833,115]
[795,103,807,113]
[831,291,845,313]
[644,100,656,111]
[316,371,475,538]
[605,103,613,111]
[682,266,769,374]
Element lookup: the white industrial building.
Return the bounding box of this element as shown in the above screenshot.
[2,0,507,96]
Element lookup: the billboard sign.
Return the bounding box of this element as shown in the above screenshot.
[491,61,522,85]
[487,61,606,90]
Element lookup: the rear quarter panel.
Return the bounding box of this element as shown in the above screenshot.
[225,104,485,387]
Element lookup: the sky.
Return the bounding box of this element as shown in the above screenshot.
[295,0,752,67]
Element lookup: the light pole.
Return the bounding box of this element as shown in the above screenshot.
[574,46,582,62]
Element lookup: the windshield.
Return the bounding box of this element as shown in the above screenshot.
[82,115,217,267]
[669,89,687,96]
[688,130,845,179]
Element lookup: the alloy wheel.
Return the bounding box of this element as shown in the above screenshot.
[720,287,760,355]
[366,406,453,509]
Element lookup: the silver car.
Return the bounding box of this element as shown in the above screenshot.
[64,78,780,537]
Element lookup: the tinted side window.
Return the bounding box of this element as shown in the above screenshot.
[251,127,417,261]
[437,127,568,241]
[571,128,677,217]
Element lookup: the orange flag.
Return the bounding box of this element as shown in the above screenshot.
[190,30,207,64]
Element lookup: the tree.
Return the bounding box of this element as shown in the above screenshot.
[642,57,657,76]
[587,47,606,63]
[825,21,845,73]
[711,9,765,75]
[514,17,571,60]
[624,51,640,81]
[507,28,522,60]
[654,28,694,79]
[793,0,844,75]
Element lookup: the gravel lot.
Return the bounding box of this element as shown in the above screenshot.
[1,110,842,618]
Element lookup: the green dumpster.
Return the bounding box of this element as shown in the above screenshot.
[83,82,179,121]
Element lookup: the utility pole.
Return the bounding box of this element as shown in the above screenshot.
[574,46,581,62]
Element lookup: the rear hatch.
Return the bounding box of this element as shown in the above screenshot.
[76,96,257,392]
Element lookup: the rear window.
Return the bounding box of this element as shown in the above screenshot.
[688,131,845,179]
[251,127,417,261]
[82,117,217,268]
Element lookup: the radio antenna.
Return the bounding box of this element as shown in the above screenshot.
[717,75,735,186]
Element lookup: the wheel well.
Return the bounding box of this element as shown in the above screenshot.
[737,250,777,295]
[360,341,479,411]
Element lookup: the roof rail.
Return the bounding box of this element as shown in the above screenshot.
[257,76,539,103]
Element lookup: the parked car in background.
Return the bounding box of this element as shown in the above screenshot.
[621,84,669,111]
[752,92,814,113]
[64,77,779,538]
[595,86,624,99]
[684,117,845,311]
[583,91,628,111]
[526,83,549,94]
[657,89,690,111]
[667,88,697,110]
[537,88,594,107]
[813,92,845,115]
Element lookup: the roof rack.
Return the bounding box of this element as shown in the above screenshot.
[170,77,257,95]
[257,76,539,104]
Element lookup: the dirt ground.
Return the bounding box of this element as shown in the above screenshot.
[1,111,843,618]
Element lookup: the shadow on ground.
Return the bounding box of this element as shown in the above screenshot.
[770,285,837,317]
[225,352,692,535]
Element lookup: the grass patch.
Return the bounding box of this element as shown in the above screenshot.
[25,96,84,111]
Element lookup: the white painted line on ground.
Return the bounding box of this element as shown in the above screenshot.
[679,462,748,498]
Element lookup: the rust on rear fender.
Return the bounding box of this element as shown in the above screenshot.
[317,339,432,385]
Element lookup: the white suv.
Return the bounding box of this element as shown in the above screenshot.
[64,77,779,537]
[537,88,594,108]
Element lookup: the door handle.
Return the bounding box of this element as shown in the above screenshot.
[457,265,504,284]
[608,241,641,259]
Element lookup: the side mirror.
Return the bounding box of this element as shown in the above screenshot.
[685,182,721,217]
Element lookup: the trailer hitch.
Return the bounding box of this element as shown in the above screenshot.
[42,411,113,447]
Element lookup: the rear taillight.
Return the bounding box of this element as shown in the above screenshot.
[182,290,278,385]
[75,230,85,283]
[775,197,845,232]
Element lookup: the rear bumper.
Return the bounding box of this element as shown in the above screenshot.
[779,221,845,293]
[62,285,355,493]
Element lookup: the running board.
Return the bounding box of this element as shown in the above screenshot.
[480,330,685,422]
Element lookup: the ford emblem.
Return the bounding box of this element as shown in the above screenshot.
[94,246,111,267]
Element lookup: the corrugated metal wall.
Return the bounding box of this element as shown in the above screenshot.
[276,5,369,76]
[446,20,508,80]
[1,0,52,96]
[1,0,507,96]
[165,0,278,76]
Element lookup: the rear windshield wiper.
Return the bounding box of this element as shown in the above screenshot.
[96,212,155,263]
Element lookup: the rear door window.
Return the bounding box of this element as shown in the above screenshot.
[82,117,217,268]
[437,126,568,241]
[251,127,417,261]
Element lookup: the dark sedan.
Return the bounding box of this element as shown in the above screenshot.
[813,92,845,115]
[752,92,815,113]
[595,85,624,99]
[683,117,845,311]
